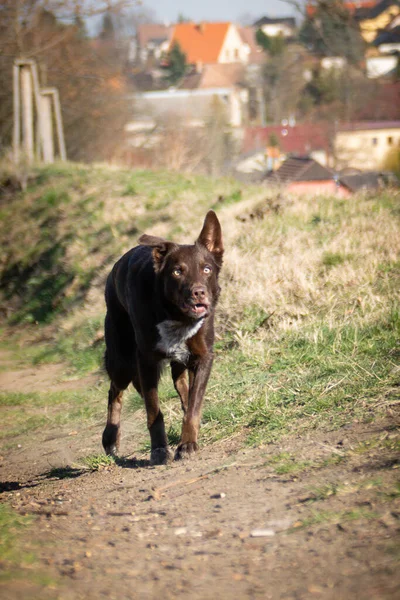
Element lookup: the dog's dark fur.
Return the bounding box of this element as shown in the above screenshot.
[102,210,223,464]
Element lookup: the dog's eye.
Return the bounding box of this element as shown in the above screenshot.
[203,266,212,275]
[172,268,182,277]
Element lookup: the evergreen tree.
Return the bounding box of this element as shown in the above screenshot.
[256,29,285,57]
[165,42,187,86]
[100,12,115,40]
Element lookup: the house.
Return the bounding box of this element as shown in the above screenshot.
[242,124,333,167]
[179,63,245,89]
[129,83,248,130]
[354,82,400,120]
[168,22,249,68]
[264,156,351,196]
[366,53,398,76]
[356,0,400,42]
[372,23,400,51]
[338,170,395,191]
[238,27,266,64]
[253,16,296,38]
[335,121,400,169]
[136,24,173,65]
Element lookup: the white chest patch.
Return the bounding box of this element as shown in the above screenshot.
[156,319,205,363]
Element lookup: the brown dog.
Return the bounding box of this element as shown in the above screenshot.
[102,210,223,465]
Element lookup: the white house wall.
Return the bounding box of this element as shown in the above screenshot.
[335,127,400,170]
[218,24,248,64]
[367,56,398,78]
[260,23,293,37]
[130,87,247,128]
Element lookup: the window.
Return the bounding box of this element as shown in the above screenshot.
[234,48,239,59]
[372,137,378,146]
[388,136,393,145]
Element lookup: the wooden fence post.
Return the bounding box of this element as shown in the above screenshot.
[13,59,67,165]
[20,66,34,164]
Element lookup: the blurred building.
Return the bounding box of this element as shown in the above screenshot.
[253,16,296,38]
[335,121,400,169]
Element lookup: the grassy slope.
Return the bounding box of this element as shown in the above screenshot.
[0,162,399,452]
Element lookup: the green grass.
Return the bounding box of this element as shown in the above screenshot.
[0,504,57,588]
[80,453,115,470]
[31,316,105,375]
[0,504,33,565]
[0,386,108,449]
[293,508,380,530]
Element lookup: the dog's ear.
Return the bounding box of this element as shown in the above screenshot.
[196,210,224,265]
[138,234,176,271]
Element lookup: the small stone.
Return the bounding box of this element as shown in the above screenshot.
[308,584,323,594]
[250,529,275,538]
[174,527,187,536]
[210,492,226,499]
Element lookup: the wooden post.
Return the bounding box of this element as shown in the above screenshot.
[13,64,20,164]
[40,92,54,164]
[20,66,34,163]
[30,61,44,162]
[53,89,67,161]
[13,59,66,164]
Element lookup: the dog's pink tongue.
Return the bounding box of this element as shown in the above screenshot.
[195,305,206,315]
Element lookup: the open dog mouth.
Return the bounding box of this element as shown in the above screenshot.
[182,302,209,317]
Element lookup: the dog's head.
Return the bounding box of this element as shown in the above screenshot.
[139,211,223,321]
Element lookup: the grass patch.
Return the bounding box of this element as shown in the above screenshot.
[0,386,108,450]
[80,453,115,471]
[0,504,57,589]
[270,453,313,475]
[0,504,37,584]
[322,251,349,268]
[294,508,379,530]
[0,504,32,565]
[31,316,105,375]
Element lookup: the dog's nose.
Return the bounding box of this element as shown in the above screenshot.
[192,286,206,301]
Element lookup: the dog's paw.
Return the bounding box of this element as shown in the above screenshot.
[175,442,199,461]
[150,447,173,466]
[102,424,120,456]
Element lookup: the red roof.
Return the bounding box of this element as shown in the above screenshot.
[338,120,400,131]
[169,22,230,64]
[137,24,173,47]
[243,124,332,155]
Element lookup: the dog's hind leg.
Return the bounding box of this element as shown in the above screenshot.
[102,380,126,455]
[102,307,135,456]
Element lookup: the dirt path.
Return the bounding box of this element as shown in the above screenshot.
[0,361,399,600]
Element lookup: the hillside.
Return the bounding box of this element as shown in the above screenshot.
[0,163,399,599]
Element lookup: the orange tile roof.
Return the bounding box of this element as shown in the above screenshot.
[169,22,230,64]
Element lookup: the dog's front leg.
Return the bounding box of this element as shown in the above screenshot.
[175,354,213,460]
[137,353,172,465]
[171,361,189,413]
